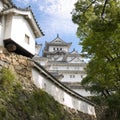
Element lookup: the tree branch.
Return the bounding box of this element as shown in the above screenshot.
[101,0,109,19]
[83,0,97,14]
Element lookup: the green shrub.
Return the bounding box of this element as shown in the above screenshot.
[0,67,16,89]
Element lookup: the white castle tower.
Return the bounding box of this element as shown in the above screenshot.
[34,35,91,96]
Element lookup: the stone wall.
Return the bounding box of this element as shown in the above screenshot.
[0,52,35,91]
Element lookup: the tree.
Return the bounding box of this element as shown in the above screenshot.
[72,0,120,119]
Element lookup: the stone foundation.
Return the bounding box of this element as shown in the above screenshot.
[0,52,35,91]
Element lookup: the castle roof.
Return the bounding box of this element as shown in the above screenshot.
[44,35,72,50]
[49,34,72,45]
[2,0,13,7]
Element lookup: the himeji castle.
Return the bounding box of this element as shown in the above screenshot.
[34,35,91,96]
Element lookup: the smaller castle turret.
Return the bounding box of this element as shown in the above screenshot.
[0,0,44,57]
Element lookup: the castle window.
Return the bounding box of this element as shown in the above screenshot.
[57,48,59,50]
[70,75,75,78]
[53,48,55,51]
[60,48,62,50]
[73,75,75,78]
[24,34,30,44]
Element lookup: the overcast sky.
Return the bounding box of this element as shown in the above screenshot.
[12,0,81,55]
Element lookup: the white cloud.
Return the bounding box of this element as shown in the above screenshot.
[38,0,77,19]
[37,0,77,34]
[13,0,78,35]
[48,18,77,34]
[14,0,77,19]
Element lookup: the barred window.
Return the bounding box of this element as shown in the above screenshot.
[24,34,30,44]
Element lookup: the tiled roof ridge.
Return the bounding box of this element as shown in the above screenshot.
[48,35,72,45]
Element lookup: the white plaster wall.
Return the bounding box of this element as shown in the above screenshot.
[49,46,68,52]
[0,1,3,12]
[50,65,84,71]
[4,15,36,55]
[49,65,86,83]
[12,15,35,54]
[0,1,6,46]
[0,15,6,46]
[32,67,96,116]
[61,73,85,83]
[0,22,4,46]
[67,56,75,61]
[32,68,65,103]
[4,14,12,40]
[73,89,92,97]
[38,61,47,66]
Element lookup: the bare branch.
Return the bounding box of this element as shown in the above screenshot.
[101,0,109,19]
[83,0,97,14]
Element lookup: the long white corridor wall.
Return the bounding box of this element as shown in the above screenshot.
[32,62,96,117]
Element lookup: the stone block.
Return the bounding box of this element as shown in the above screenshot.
[14,66,23,71]
[12,59,19,65]
[18,59,28,66]
[26,70,32,77]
